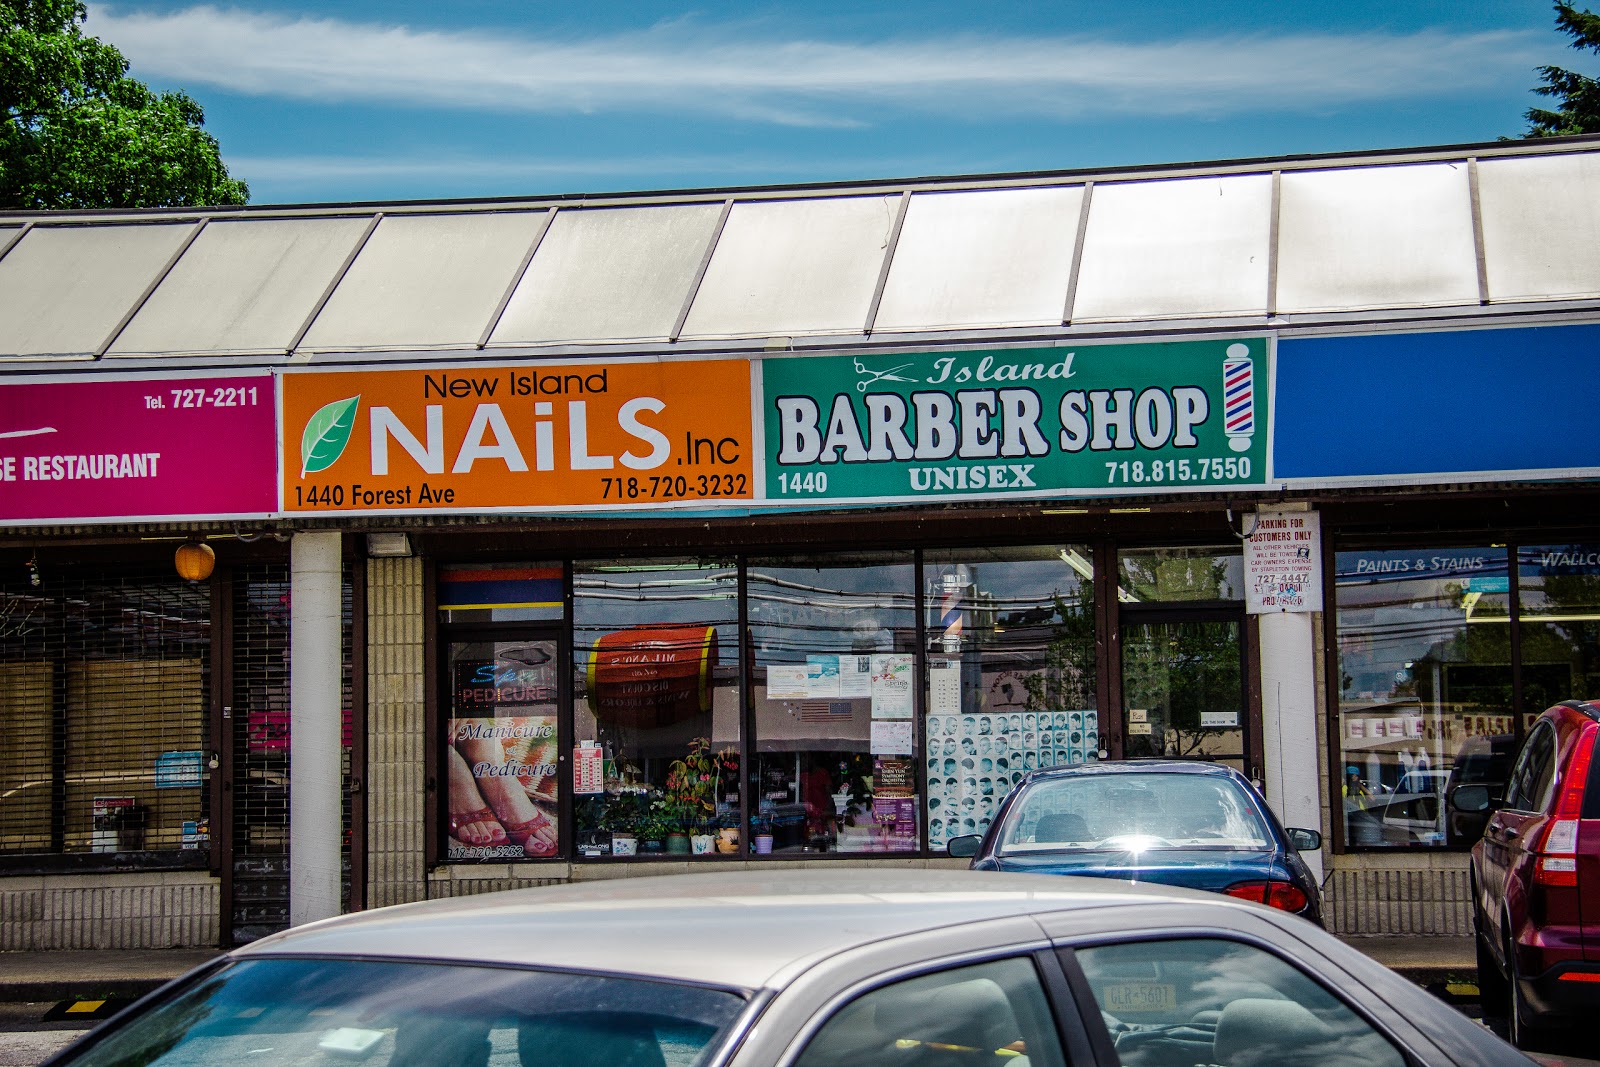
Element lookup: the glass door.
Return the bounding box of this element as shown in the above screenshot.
[1119,617,1247,773]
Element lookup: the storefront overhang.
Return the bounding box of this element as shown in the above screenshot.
[0,136,1594,530]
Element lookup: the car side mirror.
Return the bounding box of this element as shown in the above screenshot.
[1285,827,1322,852]
[946,834,982,859]
[1450,785,1492,814]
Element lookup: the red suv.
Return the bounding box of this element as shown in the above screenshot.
[1463,699,1600,1049]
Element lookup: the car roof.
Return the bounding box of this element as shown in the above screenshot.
[1549,699,1600,724]
[232,869,1232,990]
[1022,759,1248,784]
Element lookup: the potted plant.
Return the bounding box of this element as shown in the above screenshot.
[638,802,674,854]
[600,794,643,857]
[665,738,719,856]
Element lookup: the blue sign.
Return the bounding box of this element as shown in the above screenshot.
[1276,323,1600,482]
[154,750,205,789]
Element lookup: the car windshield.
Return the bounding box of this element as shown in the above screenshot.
[59,957,746,1067]
[998,772,1273,853]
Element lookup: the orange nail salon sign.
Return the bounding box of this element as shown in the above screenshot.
[280,358,754,514]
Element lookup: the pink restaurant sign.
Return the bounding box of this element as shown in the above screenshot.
[0,374,277,524]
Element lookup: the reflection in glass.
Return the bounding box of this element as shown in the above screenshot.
[65,957,746,1067]
[573,559,739,858]
[1334,547,1510,849]
[1118,546,1244,602]
[1121,621,1243,766]
[748,553,915,854]
[923,546,1096,849]
[1075,938,1406,1067]
[999,772,1270,851]
[1518,544,1600,711]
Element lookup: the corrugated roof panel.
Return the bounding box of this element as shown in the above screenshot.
[1478,153,1600,303]
[0,223,193,357]
[109,216,372,356]
[680,195,897,339]
[490,203,722,345]
[1072,174,1272,322]
[298,211,547,351]
[872,187,1082,332]
[1275,163,1478,313]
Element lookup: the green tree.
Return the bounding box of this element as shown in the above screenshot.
[1524,2,1600,137]
[1,0,246,208]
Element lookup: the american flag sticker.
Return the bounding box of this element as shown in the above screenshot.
[797,701,855,723]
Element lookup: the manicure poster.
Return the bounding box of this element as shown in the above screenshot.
[446,716,560,861]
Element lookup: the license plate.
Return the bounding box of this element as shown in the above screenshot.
[1102,981,1176,1014]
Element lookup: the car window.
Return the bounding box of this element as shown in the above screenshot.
[794,957,1070,1067]
[998,773,1271,852]
[61,958,745,1067]
[1529,731,1560,812]
[1504,724,1555,812]
[1071,938,1405,1067]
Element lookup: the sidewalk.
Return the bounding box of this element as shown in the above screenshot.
[0,950,222,1003]
[1337,935,1476,985]
[0,937,1477,1003]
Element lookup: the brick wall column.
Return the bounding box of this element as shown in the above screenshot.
[366,557,427,908]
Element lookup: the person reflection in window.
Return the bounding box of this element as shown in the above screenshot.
[801,758,837,845]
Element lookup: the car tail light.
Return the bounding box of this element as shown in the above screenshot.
[1534,725,1596,888]
[1223,880,1308,912]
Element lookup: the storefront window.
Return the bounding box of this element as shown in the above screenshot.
[923,546,1096,849]
[1334,547,1511,848]
[0,568,210,859]
[1518,544,1600,712]
[438,563,563,624]
[748,552,915,854]
[1118,546,1244,602]
[572,559,739,858]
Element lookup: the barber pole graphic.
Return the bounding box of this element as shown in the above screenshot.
[939,569,967,653]
[1222,343,1255,453]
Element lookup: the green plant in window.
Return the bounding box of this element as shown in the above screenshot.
[637,801,677,843]
[665,737,719,830]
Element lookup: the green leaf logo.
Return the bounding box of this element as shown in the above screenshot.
[300,395,360,477]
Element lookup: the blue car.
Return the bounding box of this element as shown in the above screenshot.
[947,760,1325,925]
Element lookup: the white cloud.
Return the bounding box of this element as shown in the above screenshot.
[85,5,1543,126]
[229,152,861,182]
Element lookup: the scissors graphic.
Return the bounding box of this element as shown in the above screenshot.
[853,359,915,391]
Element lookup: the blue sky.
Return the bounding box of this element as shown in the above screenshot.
[82,1,1597,205]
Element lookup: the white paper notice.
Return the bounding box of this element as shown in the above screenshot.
[806,655,841,697]
[766,664,811,700]
[871,720,914,755]
[871,654,915,718]
[837,654,873,698]
[929,662,961,715]
[1245,509,1323,614]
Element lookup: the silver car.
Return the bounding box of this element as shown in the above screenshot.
[44,870,1527,1067]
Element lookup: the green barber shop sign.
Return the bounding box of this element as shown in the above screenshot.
[762,338,1271,504]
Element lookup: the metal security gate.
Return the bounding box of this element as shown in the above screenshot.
[224,562,353,945]
[0,567,212,861]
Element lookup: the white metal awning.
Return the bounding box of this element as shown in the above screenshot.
[1,138,1597,366]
